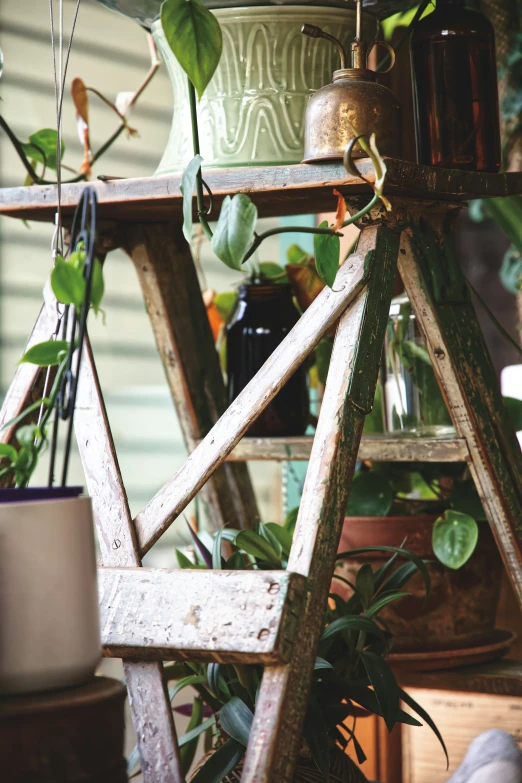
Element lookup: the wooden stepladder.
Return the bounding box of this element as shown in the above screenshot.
[1,160,522,783]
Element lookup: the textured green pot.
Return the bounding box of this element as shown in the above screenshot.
[152,6,378,173]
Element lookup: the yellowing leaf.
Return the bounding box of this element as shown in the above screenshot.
[71,77,92,178]
[332,189,347,231]
[286,263,325,312]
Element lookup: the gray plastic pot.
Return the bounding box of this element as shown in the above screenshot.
[0,494,101,695]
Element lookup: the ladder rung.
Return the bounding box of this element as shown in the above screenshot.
[219,436,470,463]
[99,566,305,664]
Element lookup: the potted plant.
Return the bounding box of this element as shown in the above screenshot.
[335,459,510,660]
[94,0,380,172]
[128,518,447,781]
[0,190,104,695]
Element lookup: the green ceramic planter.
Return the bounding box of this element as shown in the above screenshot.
[152,6,378,172]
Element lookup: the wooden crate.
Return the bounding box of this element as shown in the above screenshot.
[402,687,522,783]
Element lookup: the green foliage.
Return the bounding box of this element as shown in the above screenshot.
[19,340,69,367]
[286,243,309,265]
[500,247,522,295]
[20,128,65,171]
[166,524,445,781]
[432,510,479,570]
[314,220,340,288]
[214,292,238,323]
[211,194,258,270]
[346,470,394,517]
[161,0,222,100]
[51,256,86,308]
[181,154,203,243]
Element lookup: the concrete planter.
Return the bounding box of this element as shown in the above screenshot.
[0,495,101,695]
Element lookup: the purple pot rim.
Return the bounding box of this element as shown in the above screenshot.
[0,486,84,504]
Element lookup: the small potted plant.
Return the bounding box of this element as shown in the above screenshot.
[0,190,104,695]
[336,457,513,660]
[128,518,447,781]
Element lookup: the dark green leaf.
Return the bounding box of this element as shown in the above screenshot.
[0,443,17,463]
[320,615,389,647]
[207,663,221,696]
[355,563,374,609]
[51,256,86,307]
[226,551,246,569]
[176,549,205,569]
[303,697,330,781]
[264,522,292,557]
[235,530,281,566]
[399,688,448,767]
[346,471,394,517]
[169,675,208,702]
[190,738,244,783]
[219,697,253,747]
[211,194,257,270]
[179,715,216,748]
[161,0,222,100]
[283,506,299,534]
[20,128,65,170]
[504,395,522,431]
[338,546,431,601]
[286,243,309,265]
[90,258,105,311]
[432,510,479,570]
[214,292,238,323]
[314,220,339,288]
[259,262,287,281]
[259,523,282,559]
[180,697,203,774]
[358,650,399,732]
[450,479,486,521]
[19,339,69,367]
[365,591,409,618]
[379,561,422,594]
[181,153,203,243]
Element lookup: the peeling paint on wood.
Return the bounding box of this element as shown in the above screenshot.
[242,224,400,783]
[99,567,305,664]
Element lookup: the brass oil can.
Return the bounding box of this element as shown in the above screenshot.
[301,1,400,163]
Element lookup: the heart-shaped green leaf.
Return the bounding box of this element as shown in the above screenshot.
[20,128,65,170]
[314,220,339,288]
[211,194,257,270]
[432,510,479,570]
[51,256,86,308]
[180,153,203,243]
[19,339,69,367]
[161,0,222,100]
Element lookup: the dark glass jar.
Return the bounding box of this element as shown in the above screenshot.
[226,283,309,437]
[410,0,501,172]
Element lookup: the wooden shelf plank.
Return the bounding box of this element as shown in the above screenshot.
[99,566,305,664]
[2,159,522,224]
[399,660,522,697]
[222,435,470,462]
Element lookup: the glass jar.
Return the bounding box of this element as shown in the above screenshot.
[226,283,309,437]
[382,296,455,437]
[410,0,501,173]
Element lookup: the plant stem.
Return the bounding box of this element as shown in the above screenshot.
[187,78,213,241]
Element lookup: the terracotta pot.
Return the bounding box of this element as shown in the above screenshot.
[191,745,367,783]
[336,515,503,653]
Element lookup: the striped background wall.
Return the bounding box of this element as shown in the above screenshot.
[0,0,282,566]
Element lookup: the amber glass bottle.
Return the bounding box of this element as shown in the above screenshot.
[410,0,501,172]
[227,283,309,437]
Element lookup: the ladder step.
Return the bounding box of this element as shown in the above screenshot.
[99,567,305,664]
[220,435,470,463]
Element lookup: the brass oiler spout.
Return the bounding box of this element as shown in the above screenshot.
[301,24,348,70]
